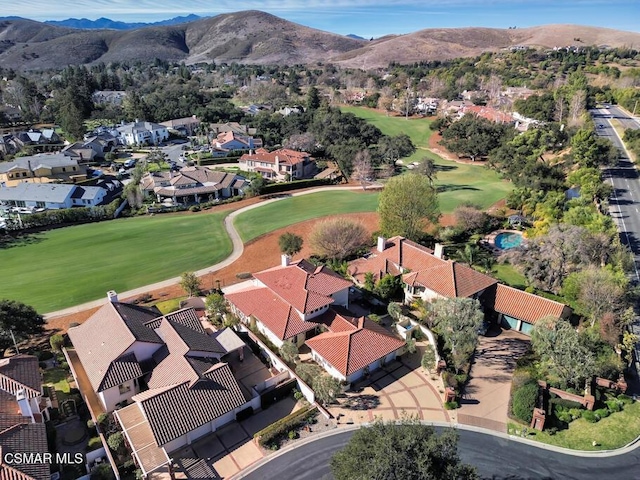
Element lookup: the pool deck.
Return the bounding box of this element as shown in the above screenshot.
[482,229,524,253]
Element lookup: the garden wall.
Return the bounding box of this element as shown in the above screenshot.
[236,325,331,418]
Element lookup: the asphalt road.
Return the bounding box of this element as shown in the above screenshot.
[593,106,640,282]
[239,428,640,480]
[592,107,640,377]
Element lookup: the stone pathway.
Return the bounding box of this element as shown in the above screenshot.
[329,351,450,425]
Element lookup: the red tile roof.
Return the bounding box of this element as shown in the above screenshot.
[306,309,405,376]
[254,259,351,314]
[486,284,570,325]
[403,262,496,298]
[239,148,310,166]
[226,287,317,341]
[348,236,438,283]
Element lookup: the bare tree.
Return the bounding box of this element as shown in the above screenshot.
[310,218,369,260]
[453,205,489,233]
[568,89,587,127]
[417,157,437,186]
[350,150,375,188]
[284,132,316,152]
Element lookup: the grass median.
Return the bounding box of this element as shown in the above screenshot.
[1,211,231,313]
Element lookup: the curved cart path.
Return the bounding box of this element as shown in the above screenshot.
[44,185,379,319]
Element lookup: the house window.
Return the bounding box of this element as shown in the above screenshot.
[22,172,27,177]
[62,168,66,172]
[118,383,131,395]
[36,202,45,208]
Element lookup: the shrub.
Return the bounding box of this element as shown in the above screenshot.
[582,410,598,423]
[444,401,459,410]
[87,420,95,430]
[442,372,458,389]
[594,408,610,420]
[107,432,125,455]
[288,430,298,440]
[549,397,583,410]
[617,394,633,405]
[39,362,47,369]
[189,205,201,212]
[568,408,583,420]
[132,293,153,305]
[69,322,80,328]
[50,334,65,352]
[413,328,425,341]
[556,411,573,424]
[86,436,103,452]
[511,382,539,424]
[368,314,381,324]
[605,399,621,413]
[254,406,317,448]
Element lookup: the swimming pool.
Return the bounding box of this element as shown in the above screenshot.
[494,232,523,250]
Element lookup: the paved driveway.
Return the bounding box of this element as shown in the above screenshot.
[172,397,301,479]
[458,328,530,431]
[329,345,449,424]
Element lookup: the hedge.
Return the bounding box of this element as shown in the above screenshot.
[5,198,121,230]
[254,405,317,448]
[260,178,333,195]
[549,397,583,410]
[511,382,539,424]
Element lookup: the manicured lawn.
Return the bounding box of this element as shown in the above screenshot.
[341,107,513,210]
[508,401,640,450]
[154,296,188,314]
[491,263,528,289]
[43,365,71,394]
[1,212,231,313]
[234,190,379,242]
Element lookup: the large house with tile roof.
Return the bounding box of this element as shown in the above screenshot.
[238,148,316,181]
[68,292,255,477]
[226,257,406,383]
[0,355,50,480]
[349,236,572,336]
[306,308,405,383]
[140,166,248,205]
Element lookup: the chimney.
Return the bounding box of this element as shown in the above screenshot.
[107,290,118,303]
[16,389,34,422]
[281,254,291,267]
[377,236,386,253]
[434,243,444,259]
[275,155,280,173]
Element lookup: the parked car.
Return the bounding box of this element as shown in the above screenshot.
[124,159,137,168]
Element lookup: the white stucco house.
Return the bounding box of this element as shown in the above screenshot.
[117,121,169,146]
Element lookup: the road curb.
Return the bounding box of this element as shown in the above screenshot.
[232,417,640,479]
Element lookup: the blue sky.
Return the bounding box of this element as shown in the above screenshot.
[5,1,639,37]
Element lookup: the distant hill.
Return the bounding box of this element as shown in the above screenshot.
[44,14,202,30]
[346,34,366,40]
[0,12,638,71]
[332,24,640,68]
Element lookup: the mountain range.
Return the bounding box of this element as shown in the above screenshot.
[44,14,202,30]
[0,10,638,71]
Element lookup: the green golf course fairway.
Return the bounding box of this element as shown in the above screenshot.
[1,212,231,313]
[234,190,380,242]
[341,107,513,211]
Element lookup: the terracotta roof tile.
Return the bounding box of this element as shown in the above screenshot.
[403,262,496,298]
[254,259,351,314]
[226,287,317,341]
[486,284,570,324]
[306,309,405,376]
